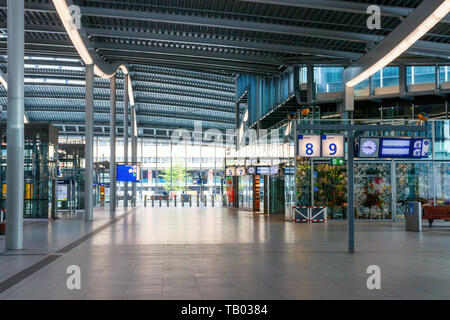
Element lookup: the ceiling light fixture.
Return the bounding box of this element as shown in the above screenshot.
[52,0,93,65]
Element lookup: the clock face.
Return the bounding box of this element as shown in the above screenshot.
[361,140,377,156]
[248,167,256,174]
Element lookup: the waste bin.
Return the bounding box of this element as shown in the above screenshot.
[405,201,422,232]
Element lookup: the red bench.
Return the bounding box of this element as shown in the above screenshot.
[422,206,450,227]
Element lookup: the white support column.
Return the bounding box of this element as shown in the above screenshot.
[123,75,129,207]
[84,63,94,221]
[131,103,137,206]
[6,0,25,250]
[109,75,117,213]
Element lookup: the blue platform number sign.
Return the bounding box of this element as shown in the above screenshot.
[321,135,344,157]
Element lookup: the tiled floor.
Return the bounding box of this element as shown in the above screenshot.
[1,206,449,300]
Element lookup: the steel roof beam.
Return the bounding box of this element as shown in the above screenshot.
[15,96,235,113]
[80,6,449,58]
[0,39,282,74]
[80,6,378,43]
[25,108,234,124]
[240,0,450,23]
[99,52,282,74]
[94,41,281,66]
[0,2,447,57]
[49,121,233,132]
[0,23,361,60]
[86,28,361,60]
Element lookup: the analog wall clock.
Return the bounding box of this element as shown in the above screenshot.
[361,140,377,155]
[358,138,380,158]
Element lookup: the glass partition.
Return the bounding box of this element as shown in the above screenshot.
[313,162,347,219]
[435,163,450,205]
[354,163,391,220]
[395,162,433,220]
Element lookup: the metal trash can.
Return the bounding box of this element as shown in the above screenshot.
[405,201,422,232]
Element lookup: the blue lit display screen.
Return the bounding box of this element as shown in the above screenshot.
[256,167,270,175]
[379,138,412,158]
[284,167,295,174]
[116,164,140,182]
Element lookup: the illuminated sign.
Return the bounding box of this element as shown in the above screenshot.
[321,135,344,158]
[412,138,431,158]
[225,167,236,177]
[297,135,321,157]
[379,138,411,157]
[356,137,431,159]
[284,167,295,174]
[116,164,141,182]
[236,167,246,176]
[269,166,279,175]
[247,166,257,175]
[256,166,270,175]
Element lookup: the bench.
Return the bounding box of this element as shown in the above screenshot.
[422,206,450,227]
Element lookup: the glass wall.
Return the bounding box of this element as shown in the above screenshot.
[314,67,343,93]
[407,66,435,85]
[373,66,399,88]
[60,136,228,203]
[439,66,450,84]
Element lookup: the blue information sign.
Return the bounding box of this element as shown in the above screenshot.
[116,164,140,182]
[357,137,431,159]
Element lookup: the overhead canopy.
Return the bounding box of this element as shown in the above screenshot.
[0,0,448,134]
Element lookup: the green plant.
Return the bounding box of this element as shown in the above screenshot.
[158,162,191,192]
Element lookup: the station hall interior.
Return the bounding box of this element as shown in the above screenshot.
[0,0,449,301]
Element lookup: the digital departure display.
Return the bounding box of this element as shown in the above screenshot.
[116,164,141,182]
[379,138,412,158]
[256,167,270,175]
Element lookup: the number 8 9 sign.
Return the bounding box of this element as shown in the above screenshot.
[322,135,344,157]
[297,135,321,157]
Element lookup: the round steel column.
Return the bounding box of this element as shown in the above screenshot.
[6,0,25,250]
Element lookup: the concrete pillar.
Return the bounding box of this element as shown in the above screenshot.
[6,0,25,250]
[84,63,94,221]
[123,75,129,207]
[109,75,116,212]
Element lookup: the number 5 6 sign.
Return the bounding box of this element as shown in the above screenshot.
[297,134,344,158]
